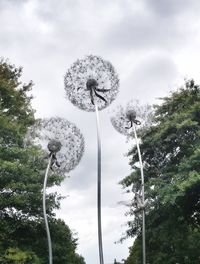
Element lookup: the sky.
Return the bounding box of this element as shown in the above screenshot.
[1,0,200,263]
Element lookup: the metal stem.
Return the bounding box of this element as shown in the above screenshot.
[95,103,104,264]
[133,124,146,264]
[43,155,53,264]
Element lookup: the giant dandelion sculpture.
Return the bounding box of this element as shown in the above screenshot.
[111,101,153,264]
[64,55,119,264]
[27,117,85,264]
[111,100,153,139]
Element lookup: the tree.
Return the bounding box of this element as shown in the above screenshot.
[0,59,85,263]
[121,80,200,263]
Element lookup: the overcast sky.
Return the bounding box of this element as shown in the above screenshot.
[1,0,200,263]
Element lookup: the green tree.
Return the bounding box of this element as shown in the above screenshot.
[0,247,40,264]
[121,80,200,264]
[0,59,85,263]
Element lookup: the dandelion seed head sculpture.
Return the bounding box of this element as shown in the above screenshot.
[27,117,84,175]
[64,55,119,111]
[111,100,153,137]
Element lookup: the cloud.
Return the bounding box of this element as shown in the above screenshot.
[103,7,194,53]
[145,0,200,17]
[110,50,179,106]
[99,0,200,57]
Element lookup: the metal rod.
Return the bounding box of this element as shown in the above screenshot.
[95,103,104,264]
[133,124,146,264]
[43,155,53,264]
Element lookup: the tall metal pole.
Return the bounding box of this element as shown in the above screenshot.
[43,155,53,264]
[133,124,146,264]
[95,103,104,264]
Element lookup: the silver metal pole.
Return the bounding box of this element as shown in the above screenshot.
[95,103,104,264]
[133,124,146,264]
[43,155,53,264]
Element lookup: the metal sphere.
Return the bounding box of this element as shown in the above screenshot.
[86,79,98,91]
[64,55,119,111]
[47,139,62,153]
[126,109,137,122]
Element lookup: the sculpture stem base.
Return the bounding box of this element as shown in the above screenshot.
[133,124,146,264]
[43,155,53,264]
[95,103,104,264]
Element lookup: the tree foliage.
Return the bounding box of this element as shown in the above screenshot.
[0,59,85,263]
[0,247,40,264]
[121,80,200,264]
